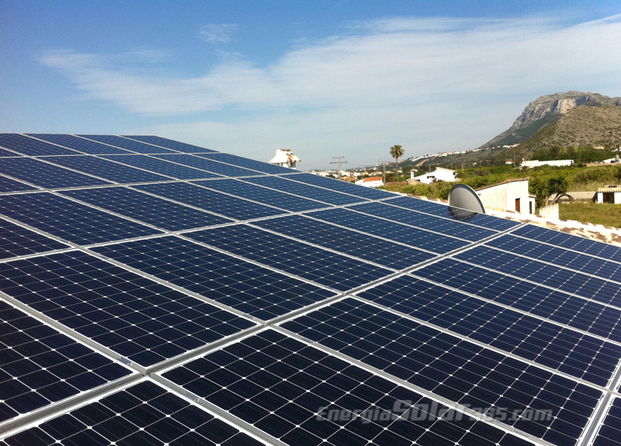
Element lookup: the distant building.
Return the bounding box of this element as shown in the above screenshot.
[505,159,514,164]
[269,149,301,168]
[521,159,574,168]
[476,178,536,214]
[409,167,457,184]
[355,176,384,188]
[596,186,621,204]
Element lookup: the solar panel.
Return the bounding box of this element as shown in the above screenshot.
[0,158,110,189]
[307,207,471,253]
[92,236,336,321]
[123,135,218,153]
[487,234,621,281]
[593,397,621,446]
[244,175,367,205]
[43,156,171,184]
[185,225,393,291]
[197,152,295,174]
[0,134,78,156]
[2,381,262,446]
[282,298,602,445]
[161,330,534,446]
[387,195,520,231]
[0,176,36,193]
[0,300,132,422]
[349,202,498,242]
[1,133,620,446]
[134,182,286,220]
[252,214,437,270]
[28,134,133,155]
[102,154,222,179]
[356,275,621,387]
[282,172,394,200]
[0,251,256,367]
[0,193,160,245]
[0,147,20,157]
[78,135,176,154]
[155,154,265,177]
[0,218,68,259]
[61,187,233,231]
[193,179,330,212]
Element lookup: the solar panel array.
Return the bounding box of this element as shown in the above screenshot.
[1,133,620,446]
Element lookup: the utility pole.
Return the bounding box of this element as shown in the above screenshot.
[379,159,387,184]
[330,156,347,180]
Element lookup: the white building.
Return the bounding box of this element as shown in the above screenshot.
[269,149,301,168]
[597,186,621,204]
[355,176,384,188]
[410,167,457,184]
[476,178,536,214]
[521,159,574,168]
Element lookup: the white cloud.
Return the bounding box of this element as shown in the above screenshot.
[198,24,238,45]
[39,14,621,167]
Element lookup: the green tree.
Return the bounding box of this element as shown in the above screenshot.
[389,145,404,179]
[529,177,550,209]
[547,174,569,202]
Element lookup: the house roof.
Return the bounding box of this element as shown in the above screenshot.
[475,177,530,191]
[363,176,383,182]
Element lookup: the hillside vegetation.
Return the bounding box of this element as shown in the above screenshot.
[381,164,621,201]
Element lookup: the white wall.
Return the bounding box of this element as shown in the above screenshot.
[477,180,532,214]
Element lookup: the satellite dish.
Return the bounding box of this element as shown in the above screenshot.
[448,184,486,215]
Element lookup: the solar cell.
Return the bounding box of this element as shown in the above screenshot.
[197,152,294,174]
[0,218,68,259]
[487,234,621,282]
[61,187,233,231]
[154,154,264,177]
[134,182,286,220]
[512,225,621,263]
[0,300,132,422]
[0,251,256,367]
[253,214,437,270]
[283,172,394,200]
[102,154,222,179]
[593,397,621,446]
[350,201,499,241]
[283,298,602,446]
[0,176,36,193]
[413,258,621,343]
[44,156,171,184]
[0,134,78,156]
[186,225,394,291]
[78,135,176,154]
[0,193,160,245]
[162,329,534,446]
[387,195,520,231]
[243,175,366,205]
[356,275,621,386]
[307,208,470,253]
[0,158,110,189]
[193,179,329,212]
[92,236,336,320]
[27,134,132,155]
[456,245,621,307]
[2,381,262,446]
[123,135,218,153]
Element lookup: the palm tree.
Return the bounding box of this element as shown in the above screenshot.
[389,145,404,181]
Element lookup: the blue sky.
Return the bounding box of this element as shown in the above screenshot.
[1,1,621,169]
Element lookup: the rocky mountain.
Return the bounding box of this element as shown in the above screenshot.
[505,105,621,157]
[479,91,621,149]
